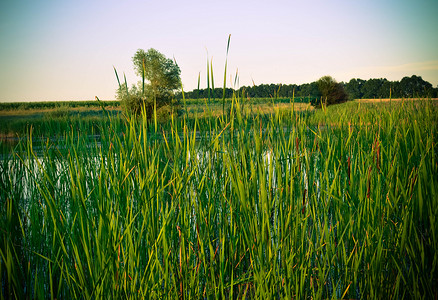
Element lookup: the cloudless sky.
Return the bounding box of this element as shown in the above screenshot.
[1,0,437,101]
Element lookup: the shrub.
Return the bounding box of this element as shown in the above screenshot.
[311,76,348,108]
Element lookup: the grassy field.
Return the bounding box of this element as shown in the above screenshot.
[0,100,120,111]
[0,98,437,299]
[357,97,438,103]
[0,99,311,137]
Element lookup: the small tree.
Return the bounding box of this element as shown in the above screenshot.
[117,48,181,118]
[312,76,348,108]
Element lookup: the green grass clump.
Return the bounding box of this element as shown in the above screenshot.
[0,96,437,299]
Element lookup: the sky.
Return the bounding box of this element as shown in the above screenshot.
[1,0,437,102]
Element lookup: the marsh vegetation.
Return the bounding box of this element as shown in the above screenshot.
[1,96,437,299]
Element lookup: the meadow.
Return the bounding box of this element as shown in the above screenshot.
[0,98,310,137]
[0,97,437,299]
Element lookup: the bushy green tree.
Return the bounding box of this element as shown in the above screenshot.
[398,75,433,98]
[116,48,181,118]
[345,78,365,100]
[312,76,348,107]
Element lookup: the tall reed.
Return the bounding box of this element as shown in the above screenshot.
[1,96,437,299]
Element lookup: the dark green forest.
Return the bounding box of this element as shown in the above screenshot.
[177,75,437,100]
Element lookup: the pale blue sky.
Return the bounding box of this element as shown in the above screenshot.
[1,0,437,101]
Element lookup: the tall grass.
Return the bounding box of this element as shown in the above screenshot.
[1,94,437,298]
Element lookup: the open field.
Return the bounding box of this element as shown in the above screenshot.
[0,97,308,112]
[0,99,311,138]
[0,105,120,116]
[0,100,120,111]
[358,98,438,103]
[1,98,437,298]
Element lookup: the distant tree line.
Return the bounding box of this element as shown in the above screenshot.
[344,75,437,99]
[177,75,437,100]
